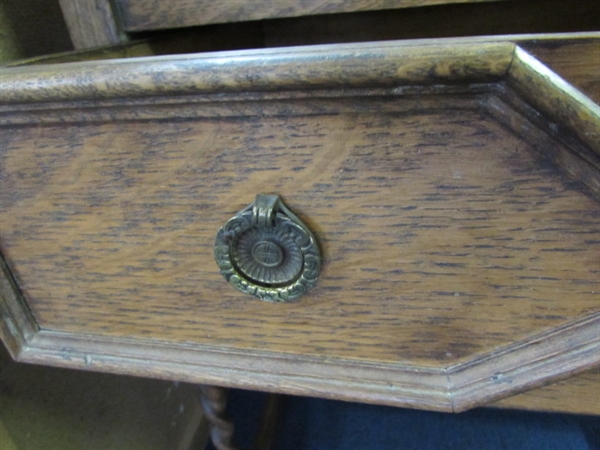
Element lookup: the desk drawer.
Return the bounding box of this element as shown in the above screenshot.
[1,39,598,412]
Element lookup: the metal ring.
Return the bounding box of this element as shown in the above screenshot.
[214,195,321,302]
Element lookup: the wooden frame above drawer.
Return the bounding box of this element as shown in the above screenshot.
[116,0,500,32]
[57,0,600,50]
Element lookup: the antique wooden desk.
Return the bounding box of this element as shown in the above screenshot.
[1,31,599,448]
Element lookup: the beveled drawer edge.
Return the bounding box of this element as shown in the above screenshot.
[447,312,600,412]
[0,254,39,356]
[2,264,598,413]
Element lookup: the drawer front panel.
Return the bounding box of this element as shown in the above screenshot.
[1,99,598,366]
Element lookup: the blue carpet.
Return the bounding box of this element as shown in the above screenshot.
[206,388,599,450]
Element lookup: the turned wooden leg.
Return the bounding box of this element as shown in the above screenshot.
[253,394,282,450]
[199,385,238,450]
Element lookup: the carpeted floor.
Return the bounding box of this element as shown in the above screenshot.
[208,388,600,450]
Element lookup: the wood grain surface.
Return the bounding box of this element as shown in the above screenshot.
[0,255,38,357]
[117,0,500,31]
[508,47,600,156]
[0,41,512,104]
[1,101,598,365]
[521,38,600,104]
[493,366,600,415]
[484,89,600,199]
[1,41,598,411]
[58,0,122,49]
[8,34,598,102]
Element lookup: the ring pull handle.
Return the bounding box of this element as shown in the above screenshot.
[214,194,321,302]
[251,194,279,228]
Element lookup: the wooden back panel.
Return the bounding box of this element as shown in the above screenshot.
[116,0,499,31]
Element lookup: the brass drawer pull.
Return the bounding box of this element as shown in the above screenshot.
[214,195,321,302]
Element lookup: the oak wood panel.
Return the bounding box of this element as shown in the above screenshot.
[493,366,600,415]
[1,102,599,366]
[484,88,600,198]
[447,313,599,411]
[59,0,122,49]
[117,0,500,32]
[1,41,598,412]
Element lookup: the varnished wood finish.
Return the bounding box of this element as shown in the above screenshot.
[56,0,599,51]
[483,88,600,199]
[0,40,599,412]
[8,34,598,101]
[9,316,598,413]
[118,0,499,31]
[492,366,600,415]
[0,41,512,104]
[508,47,600,156]
[0,255,38,357]
[59,0,122,49]
[521,39,600,103]
[199,386,237,450]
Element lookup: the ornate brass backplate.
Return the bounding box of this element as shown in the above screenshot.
[214,195,321,302]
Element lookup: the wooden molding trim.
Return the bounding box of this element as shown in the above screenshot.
[483,90,600,198]
[0,39,598,412]
[448,312,600,411]
[0,41,513,104]
[508,46,600,156]
[0,255,39,357]
[4,293,599,413]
